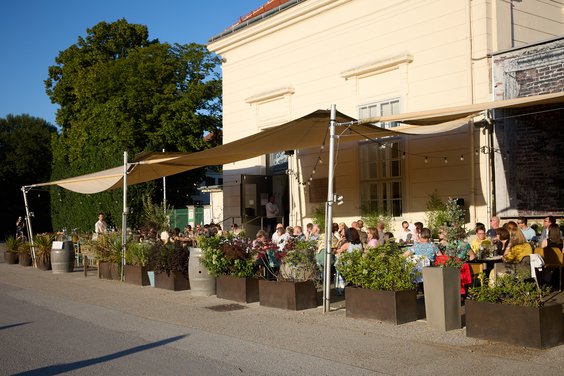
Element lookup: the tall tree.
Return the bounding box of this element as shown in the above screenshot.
[0,114,57,238]
[45,19,222,231]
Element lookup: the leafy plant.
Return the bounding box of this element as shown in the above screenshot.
[200,235,256,278]
[33,233,54,261]
[89,233,122,263]
[361,207,393,232]
[425,191,448,238]
[149,241,189,277]
[125,241,152,267]
[5,235,22,253]
[141,194,171,233]
[336,242,418,291]
[468,273,551,308]
[279,238,320,286]
[311,204,325,232]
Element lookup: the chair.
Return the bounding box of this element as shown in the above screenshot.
[534,247,564,291]
[468,263,485,287]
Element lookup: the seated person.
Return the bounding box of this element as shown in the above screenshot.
[366,227,379,248]
[470,224,491,255]
[403,227,438,263]
[503,227,532,264]
[541,223,563,250]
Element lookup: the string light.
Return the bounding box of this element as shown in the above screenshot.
[444,157,448,164]
[460,154,464,161]
[402,152,406,159]
[425,157,428,164]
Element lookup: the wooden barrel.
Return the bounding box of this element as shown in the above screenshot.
[51,240,75,274]
[188,247,215,296]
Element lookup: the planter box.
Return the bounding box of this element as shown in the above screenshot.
[4,251,18,264]
[466,300,564,349]
[18,254,32,267]
[154,271,190,291]
[98,262,120,280]
[216,275,259,303]
[258,280,317,311]
[124,265,150,286]
[345,287,418,325]
[423,266,461,331]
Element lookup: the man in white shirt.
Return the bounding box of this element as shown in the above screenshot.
[93,212,107,240]
[397,221,413,243]
[265,195,279,236]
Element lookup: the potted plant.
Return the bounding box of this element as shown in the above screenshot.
[34,234,53,270]
[188,235,218,296]
[200,235,259,303]
[466,273,563,348]
[124,241,151,286]
[91,234,122,280]
[336,241,419,324]
[18,241,32,267]
[257,238,320,311]
[423,197,471,331]
[151,242,190,291]
[4,236,20,264]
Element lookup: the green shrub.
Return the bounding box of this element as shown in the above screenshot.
[468,273,551,308]
[200,235,256,278]
[336,242,418,291]
[125,242,152,267]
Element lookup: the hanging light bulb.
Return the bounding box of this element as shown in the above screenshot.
[320,145,324,150]
[312,169,316,174]
[475,148,479,156]
[402,152,406,160]
[444,157,448,164]
[424,157,428,164]
[460,154,464,161]
[318,157,323,164]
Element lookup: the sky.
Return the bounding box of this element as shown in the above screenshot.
[0,0,267,126]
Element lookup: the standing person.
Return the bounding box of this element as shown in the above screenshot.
[93,212,107,240]
[15,216,26,240]
[265,195,279,236]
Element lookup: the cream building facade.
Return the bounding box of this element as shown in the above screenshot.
[207,0,564,234]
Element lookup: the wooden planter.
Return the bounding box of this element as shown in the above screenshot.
[4,251,18,264]
[98,262,120,280]
[18,254,32,267]
[154,271,190,291]
[465,300,564,349]
[258,280,317,311]
[124,265,150,286]
[216,275,259,303]
[36,256,52,271]
[422,266,461,331]
[345,287,418,325]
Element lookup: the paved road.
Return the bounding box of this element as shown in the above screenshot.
[1,249,563,375]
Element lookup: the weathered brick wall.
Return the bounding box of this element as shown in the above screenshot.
[493,38,564,216]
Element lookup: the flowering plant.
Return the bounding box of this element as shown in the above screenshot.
[200,235,257,278]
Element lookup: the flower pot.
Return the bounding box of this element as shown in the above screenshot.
[188,247,215,296]
[36,256,52,271]
[422,266,461,331]
[4,251,19,264]
[18,254,32,267]
[345,287,418,324]
[51,240,75,274]
[258,280,317,310]
[124,265,150,286]
[216,275,259,303]
[154,271,190,291]
[465,300,564,349]
[98,262,120,280]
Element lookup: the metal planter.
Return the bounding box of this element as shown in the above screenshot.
[345,286,418,325]
[216,275,259,303]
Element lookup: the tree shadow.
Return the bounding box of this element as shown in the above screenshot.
[14,334,187,375]
[0,322,31,331]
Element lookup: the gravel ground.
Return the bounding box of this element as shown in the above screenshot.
[1,242,563,375]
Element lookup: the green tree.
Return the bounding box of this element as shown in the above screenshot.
[0,114,57,237]
[45,19,222,231]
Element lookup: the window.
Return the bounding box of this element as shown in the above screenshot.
[358,99,403,216]
[359,99,400,128]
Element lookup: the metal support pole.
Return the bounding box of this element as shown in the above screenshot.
[21,186,36,264]
[323,104,337,313]
[121,151,128,282]
[162,148,167,214]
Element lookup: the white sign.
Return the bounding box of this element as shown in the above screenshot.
[52,241,63,249]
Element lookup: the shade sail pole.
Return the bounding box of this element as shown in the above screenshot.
[21,186,36,264]
[121,151,128,282]
[162,148,167,215]
[323,104,337,313]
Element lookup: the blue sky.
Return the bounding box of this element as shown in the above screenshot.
[0,0,266,126]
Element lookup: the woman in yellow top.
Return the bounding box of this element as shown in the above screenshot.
[503,224,532,263]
